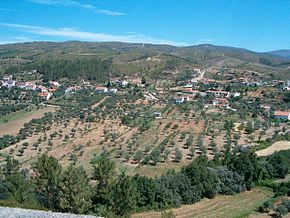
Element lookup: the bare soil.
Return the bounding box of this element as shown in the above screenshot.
[256,141,290,157]
[0,107,56,137]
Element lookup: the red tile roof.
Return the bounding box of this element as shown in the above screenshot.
[274,111,290,116]
[38,92,49,97]
[48,88,57,92]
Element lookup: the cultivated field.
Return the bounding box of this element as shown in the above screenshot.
[0,107,56,137]
[132,188,273,218]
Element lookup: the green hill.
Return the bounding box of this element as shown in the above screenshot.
[0,41,289,80]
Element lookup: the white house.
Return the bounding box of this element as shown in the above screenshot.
[184,84,193,88]
[121,80,129,87]
[37,85,48,93]
[174,95,190,104]
[206,90,230,98]
[49,81,60,88]
[24,82,37,90]
[65,86,81,94]
[175,97,185,104]
[2,75,12,81]
[109,88,118,94]
[212,98,229,108]
[230,92,241,97]
[153,112,162,118]
[38,92,52,101]
[260,104,271,110]
[2,80,16,88]
[17,82,26,89]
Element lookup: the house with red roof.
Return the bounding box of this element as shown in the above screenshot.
[212,98,229,108]
[274,111,290,120]
[95,86,108,94]
[38,92,52,101]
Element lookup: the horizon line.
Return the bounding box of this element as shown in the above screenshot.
[0,40,288,53]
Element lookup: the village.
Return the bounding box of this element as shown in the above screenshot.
[1,66,289,216]
[1,67,289,121]
[1,0,290,216]
[0,55,289,218]
[0,67,289,167]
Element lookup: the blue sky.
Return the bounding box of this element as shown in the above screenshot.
[0,0,289,52]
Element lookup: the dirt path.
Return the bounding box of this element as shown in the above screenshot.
[256,141,290,157]
[91,96,108,109]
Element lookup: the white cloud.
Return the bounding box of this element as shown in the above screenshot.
[96,9,124,16]
[1,23,188,46]
[0,36,34,45]
[28,0,125,16]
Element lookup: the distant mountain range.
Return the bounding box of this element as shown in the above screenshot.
[267,50,290,59]
[0,41,289,79]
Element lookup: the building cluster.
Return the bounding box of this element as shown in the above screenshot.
[1,70,289,122]
[64,79,131,95]
[205,98,230,109]
[174,87,240,110]
[114,79,129,87]
[65,86,82,94]
[95,86,118,94]
[1,75,15,88]
[1,75,60,101]
[65,85,118,95]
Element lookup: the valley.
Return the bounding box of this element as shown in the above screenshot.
[0,42,289,217]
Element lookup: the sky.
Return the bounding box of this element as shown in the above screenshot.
[0,0,289,52]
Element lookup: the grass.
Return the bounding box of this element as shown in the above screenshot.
[273,174,290,184]
[132,187,273,218]
[47,97,79,107]
[0,109,34,124]
[0,107,55,137]
[0,199,48,211]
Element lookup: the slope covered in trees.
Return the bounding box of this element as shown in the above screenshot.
[1,41,289,79]
[6,58,113,82]
[0,148,289,217]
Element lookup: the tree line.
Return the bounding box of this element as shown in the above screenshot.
[1,147,289,217]
[6,58,113,82]
[257,150,290,217]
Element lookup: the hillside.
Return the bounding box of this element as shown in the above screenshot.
[0,42,289,80]
[0,41,289,217]
[133,188,273,218]
[268,49,290,59]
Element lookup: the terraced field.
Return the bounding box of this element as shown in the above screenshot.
[132,188,273,218]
